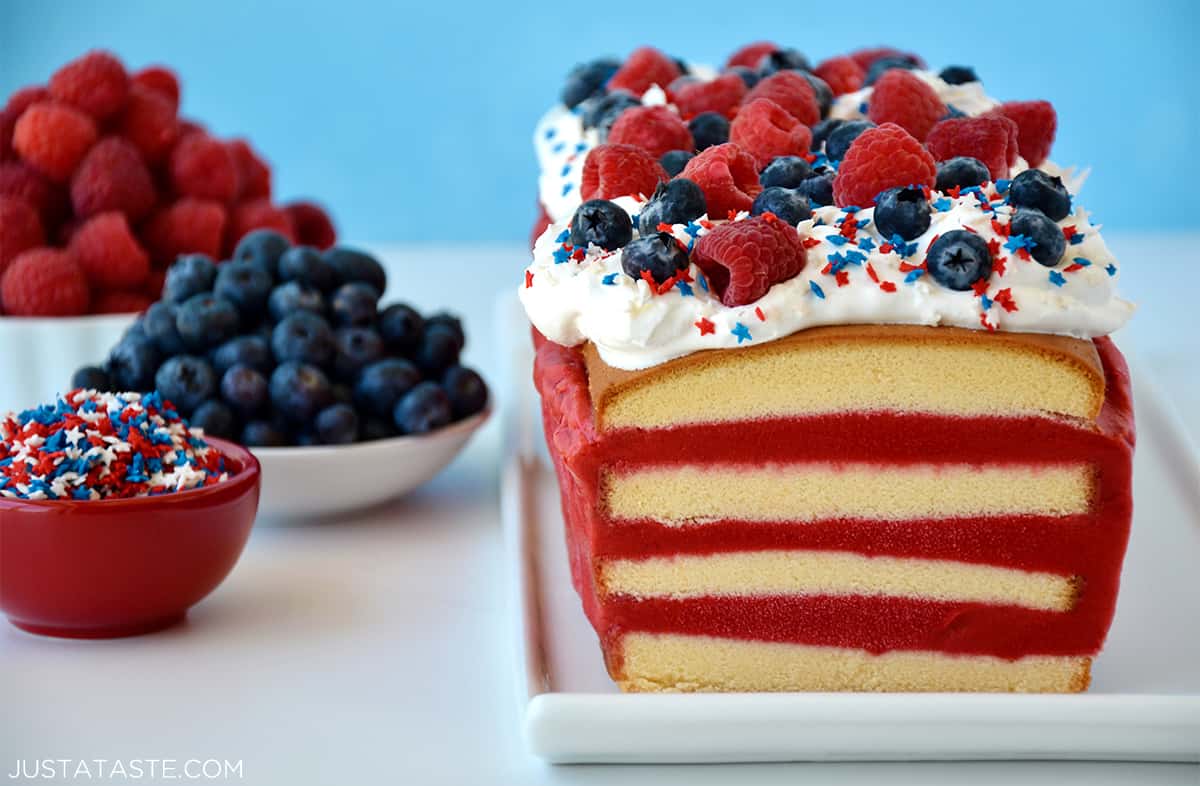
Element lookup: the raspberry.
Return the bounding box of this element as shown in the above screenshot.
[143,269,166,298]
[91,289,153,314]
[227,199,296,251]
[69,212,151,289]
[132,66,180,110]
[0,196,44,274]
[867,69,945,141]
[679,143,762,217]
[742,71,820,127]
[849,47,925,72]
[693,215,806,306]
[580,144,667,202]
[833,122,936,208]
[730,99,813,169]
[0,162,68,228]
[925,116,1018,181]
[725,41,778,70]
[12,102,98,181]
[284,201,336,249]
[2,87,49,163]
[227,139,272,200]
[994,100,1057,167]
[0,247,90,316]
[70,137,158,222]
[48,51,129,120]
[607,106,693,160]
[168,132,238,202]
[116,84,179,164]
[608,47,681,97]
[142,198,227,264]
[814,56,866,96]
[672,73,748,120]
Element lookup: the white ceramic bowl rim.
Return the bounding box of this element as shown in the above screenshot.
[247,407,491,457]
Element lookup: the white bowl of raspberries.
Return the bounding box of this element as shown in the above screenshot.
[71,230,490,520]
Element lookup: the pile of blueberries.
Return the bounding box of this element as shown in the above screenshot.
[72,231,489,447]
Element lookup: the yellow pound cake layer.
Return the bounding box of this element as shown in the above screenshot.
[617,633,1092,693]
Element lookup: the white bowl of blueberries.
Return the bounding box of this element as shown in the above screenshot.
[71,230,490,520]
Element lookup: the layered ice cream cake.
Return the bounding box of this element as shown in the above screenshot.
[520,43,1136,692]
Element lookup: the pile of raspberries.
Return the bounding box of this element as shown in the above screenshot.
[0,50,337,317]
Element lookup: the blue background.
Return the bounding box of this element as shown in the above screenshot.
[3,0,1196,243]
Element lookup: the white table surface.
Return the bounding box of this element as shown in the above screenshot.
[3,238,1198,785]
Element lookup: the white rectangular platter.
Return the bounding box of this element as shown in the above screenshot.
[495,295,1200,764]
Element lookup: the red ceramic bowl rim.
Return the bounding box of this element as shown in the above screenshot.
[0,436,260,511]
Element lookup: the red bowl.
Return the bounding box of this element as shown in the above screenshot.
[0,437,261,638]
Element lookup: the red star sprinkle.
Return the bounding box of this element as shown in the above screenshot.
[695,317,715,335]
[835,270,850,287]
[879,281,897,293]
[802,237,821,249]
[1062,225,1078,240]
[971,278,990,297]
[993,255,1007,276]
[990,218,1010,237]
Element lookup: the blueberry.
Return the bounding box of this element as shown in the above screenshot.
[154,355,217,415]
[810,118,844,153]
[725,65,759,88]
[360,416,399,441]
[268,281,327,322]
[213,261,273,320]
[569,199,633,251]
[331,383,353,405]
[232,229,290,280]
[873,186,931,241]
[293,431,320,447]
[333,327,386,381]
[355,358,421,418]
[942,105,967,119]
[637,179,706,231]
[751,187,812,225]
[561,58,620,109]
[71,365,110,391]
[121,320,148,344]
[800,71,833,118]
[825,120,874,161]
[311,403,357,445]
[688,112,730,151]
[241,419,289,447]
[1010,209,1066,267]
[796,172,835,207]
[272,311,335,367]
[441,365,489,419]
[758,48,810,76]
[935,157,990,192]
[581,92,639,136]
[142,302,186,355]
[106,337,160,392]
[1008,169,1071,221]
[278,245,338,292]
[330,282,381,328]
[175,294,240,351]
[393,381,452,435]
[269,361,333,423]
[378,303,425,355]
[163,254,217,303]
[211,335,273,376]
[864,56,918,86]
[938,65,979,85]
[323,247,387,294]
[620,232,689,285]
[220,364,269,416]
[415,324,462,377]
[760,156,813,189]
[659,150,693,177]
[926,230,994,291]
[190,399,237,441]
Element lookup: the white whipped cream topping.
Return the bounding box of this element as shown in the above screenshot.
[519,186,1134,371]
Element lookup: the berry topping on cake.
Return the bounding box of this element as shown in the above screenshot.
[68,211,150,289]
[620,232,689,285]
[814,56,866,96]
[730,98,813,169]
[994,100,1057,168]
[833,123,935,208]
[679,143,762,217]
[725,41,778,70]
[693,214,806,306]
[742,71,820,127]
[925,115,1018,181]
[1,247,90,316]
[580,144,667,202]
[873,186,931,241]
[925,230,993,291]
[934,156,990,191]
[70,137,157,222]
[759,155,813,189]
[48,51,129,120]
[867,69,946,141]
[608,106,694,160]
[12,102,98,181]
[561,58,620,109]
[0,195,44,272]
[862,55,921,86]
[672,74,748,120]
[796,171,835,207]
[1008,169,1072,221]
[638,178,707,230]
[659,150,693,177]
[809,118,842,152]
[1010,209,1067,266]
[758,48,812,77]
[750,186,812,225]
[824,120,874,161]
[688,112,731,151]
[849,47,925,73]
[581,92,640,136]
[938,65,979,85]
[607,47,681,97]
